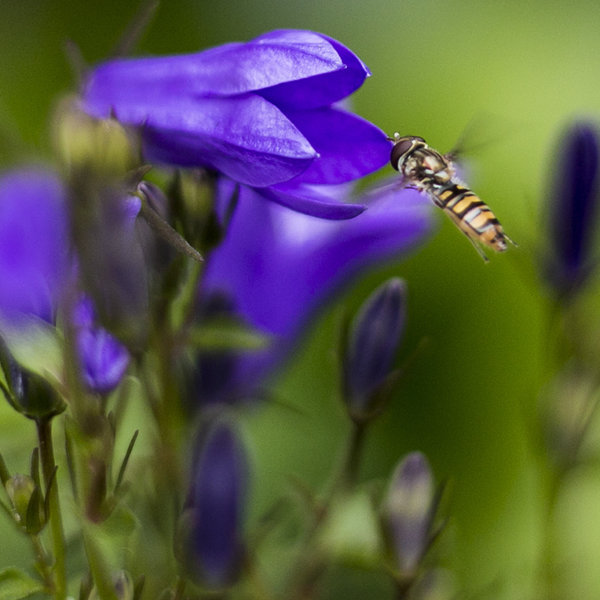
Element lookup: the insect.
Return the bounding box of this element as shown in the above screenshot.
[389,133,516,261]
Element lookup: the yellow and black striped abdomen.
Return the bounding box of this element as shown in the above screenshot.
[433,183,508,252]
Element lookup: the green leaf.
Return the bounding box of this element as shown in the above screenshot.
[0,568,45,599]
[190,319,270,351]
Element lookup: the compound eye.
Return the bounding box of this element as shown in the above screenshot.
[390,138,415,170]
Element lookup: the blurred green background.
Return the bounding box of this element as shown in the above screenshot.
[2,1,600,598]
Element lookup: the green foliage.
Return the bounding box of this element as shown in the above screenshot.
[0,568,45,600]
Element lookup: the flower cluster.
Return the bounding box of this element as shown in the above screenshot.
[0,27,440,600]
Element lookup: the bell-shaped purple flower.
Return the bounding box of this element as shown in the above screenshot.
[383,452,435,575]
[199,179,432,401]
[81,29,392,218]
[182,419,248,587]
[343,278,406,419]
[0,169,69,328]
[73,298,130,395]
[544,122,600,298]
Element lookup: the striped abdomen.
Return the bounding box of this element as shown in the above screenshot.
[432,183,508,252]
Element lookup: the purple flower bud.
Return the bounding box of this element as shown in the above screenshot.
[544,122,600,298]
[73,297,130,395]
[182,419,248,587]
[81,30,392,217]
[383,452,435,575]
[344,278,406,418]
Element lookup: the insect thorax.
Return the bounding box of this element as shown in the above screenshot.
[401,148,454,190]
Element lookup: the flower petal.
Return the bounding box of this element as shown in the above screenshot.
[258,32,370,109]
[282,107,393,184]
[0,169,69,326]
[74,298,130,395]
[258,182,365,219]
[82,30,344,105]
[120,95,317,187]
[203,182,433,388]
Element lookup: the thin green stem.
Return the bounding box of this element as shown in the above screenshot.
[36,417,67,599]
[336,420,367,492]
[30,533,54,592]
[286,420,369,600]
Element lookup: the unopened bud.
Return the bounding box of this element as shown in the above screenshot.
[6,474,36,524]
[53,97,139,177]
[383,452,435,575]
[343,278,406,420]
[176,418,248,588]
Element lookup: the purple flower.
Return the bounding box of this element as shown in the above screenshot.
[182,419,248,587]
[544,122,600,298]
[81,30,392,218]
[0,168,131,394]
[73,298,130,395]
[198,179,432,402]
[0,169,69,328]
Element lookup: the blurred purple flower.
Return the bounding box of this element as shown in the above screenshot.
[81,29,392,218]
[545,122,600,298]
[183,419,248,587]
[0,168,130,394]
[73,298,130,395]
[0,169,69,327]
[197,179,432,402]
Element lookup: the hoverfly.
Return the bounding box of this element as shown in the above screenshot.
[389,133,516,261]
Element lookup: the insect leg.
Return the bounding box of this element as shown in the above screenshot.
[464,234,490,263]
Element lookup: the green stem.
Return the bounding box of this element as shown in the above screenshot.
[82,527,119,600]
[36,417,67,599]
[337,420,367,492]
[286,420,369,600]
[31,533,54,593]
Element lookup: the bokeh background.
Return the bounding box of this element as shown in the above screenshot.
[2,1,600,598]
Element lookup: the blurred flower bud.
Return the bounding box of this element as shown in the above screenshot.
[6,474,37,525]
[541,361,598,468]
[383,452,435,576]
[0,351,65,420]
[343,278,406,420]
[176,418,248,588]
[53,97,139,177]
[544,122,600,299]
[73,297,130,395]
[88,571,134,600]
